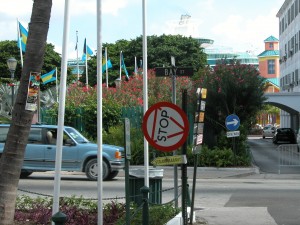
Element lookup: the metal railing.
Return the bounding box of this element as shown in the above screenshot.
[277,144,300,174]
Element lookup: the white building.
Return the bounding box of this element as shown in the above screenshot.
[276,0,300,128]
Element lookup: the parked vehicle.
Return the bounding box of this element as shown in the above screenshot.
[272,128,297,144]
[0,124,124,181]
[262,125,276,139]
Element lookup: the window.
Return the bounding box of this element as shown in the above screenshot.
[0,128,9,142]
[269,43,273,49]
[268,60,275,74]
[28,128,42,144]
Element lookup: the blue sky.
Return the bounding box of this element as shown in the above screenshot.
[1,0,284,59]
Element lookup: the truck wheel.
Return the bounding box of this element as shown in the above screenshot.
[85,158,109,181]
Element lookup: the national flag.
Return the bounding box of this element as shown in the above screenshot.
[18,21,28,52]
[102,51,113,73]
[82,38,93,61]
[121,52,129,79]
[41,69,56,85]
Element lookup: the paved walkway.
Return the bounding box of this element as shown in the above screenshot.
[126,166,300,225]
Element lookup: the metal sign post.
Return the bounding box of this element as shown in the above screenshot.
[155,57,194,208]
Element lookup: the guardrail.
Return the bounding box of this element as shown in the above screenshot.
[277,144,300,174]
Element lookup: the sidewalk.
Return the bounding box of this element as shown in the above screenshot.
[125,166,298,225]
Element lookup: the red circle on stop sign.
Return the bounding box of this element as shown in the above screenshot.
[142,102,189,152]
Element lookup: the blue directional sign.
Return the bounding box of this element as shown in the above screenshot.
[225,114,240,131]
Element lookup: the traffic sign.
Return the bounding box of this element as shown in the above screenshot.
[225,114,240,131]
[155,67,194,77]
[142,102,189,152]
[151,155,187,166]
[226,130,240,138]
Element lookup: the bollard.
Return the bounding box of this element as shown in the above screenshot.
[141,186,149,225]
[52,211,67,225]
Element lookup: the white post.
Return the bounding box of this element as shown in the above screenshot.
[142,0,149,187]
[119,51,122,80]
[105,47,108,88]
[76,31,79,82]
[52,0,70,220]
[96,0,103,224]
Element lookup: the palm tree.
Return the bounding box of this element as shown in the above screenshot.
[0,1,52,224]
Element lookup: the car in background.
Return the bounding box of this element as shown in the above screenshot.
[0,124,124,181]
[262,125,276,139]
[272,128,297,144]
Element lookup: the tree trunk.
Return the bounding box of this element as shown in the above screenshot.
[0,1,52,224]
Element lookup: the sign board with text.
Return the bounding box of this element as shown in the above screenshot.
[155,67,194,77]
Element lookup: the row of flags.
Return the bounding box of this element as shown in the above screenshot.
[16,20,132,85]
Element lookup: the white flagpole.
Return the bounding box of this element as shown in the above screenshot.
[52,0,70,219]
[119,51,122,80]
[55,67,58,102]
[105,47,108,88]
[134,56,137,74]
[76,31,79,82]
[85,41,89,88]
[17,19,24,68]
[96,0,103,223]
[142,0,149,187]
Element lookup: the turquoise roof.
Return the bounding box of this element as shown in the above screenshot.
[265,78,279,87]
[258,50,279,57]
[264,36,279,42]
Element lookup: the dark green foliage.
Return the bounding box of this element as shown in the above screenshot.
[116,203,180,225]
[196,60,266,149]
[84,35,207,86]
[196,145,251,167]
[0,41,61,86]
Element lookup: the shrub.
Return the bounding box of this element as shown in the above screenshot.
[14,195,179,225]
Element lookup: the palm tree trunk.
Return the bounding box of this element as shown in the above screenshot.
[0,1,52,224]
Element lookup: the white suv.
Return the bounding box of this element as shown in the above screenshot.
[262,125,276,139]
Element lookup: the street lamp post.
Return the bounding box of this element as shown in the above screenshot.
[7,57,18,110]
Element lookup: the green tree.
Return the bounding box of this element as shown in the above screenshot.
[0,41,61,84]
[198,60,266,149]
[0,1,52,224]
[83,35,207,87]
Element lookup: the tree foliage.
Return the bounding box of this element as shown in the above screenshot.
[197,60,266,148]
[83,35,207,86]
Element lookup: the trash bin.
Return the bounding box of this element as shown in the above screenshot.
[129,168,164,205]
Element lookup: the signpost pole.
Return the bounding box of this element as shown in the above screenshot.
[181,89,188,225]
[124,118,131,225]
[171,56,179,208]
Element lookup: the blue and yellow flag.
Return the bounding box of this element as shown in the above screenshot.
[121,52,129,79]
[41,69,56,85]
[82,38,93,61]
[18,21,28,52]
[102,54,113,73]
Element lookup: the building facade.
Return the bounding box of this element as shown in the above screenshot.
[277,0,300,128]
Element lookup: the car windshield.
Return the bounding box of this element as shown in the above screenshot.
[65,127,89,143]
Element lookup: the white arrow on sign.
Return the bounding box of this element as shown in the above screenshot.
[226,118,239,126]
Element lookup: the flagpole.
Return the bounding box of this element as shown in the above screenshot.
[134,56,137,74]
[142,0,149,188]
[119,51,122,80]
[85,42,88,88]
[52,0,70,219]
[76,31,79,82]
[17,19,24,68]
[105,47,108,88]
[56,67,58,102]
[96,0,103,223]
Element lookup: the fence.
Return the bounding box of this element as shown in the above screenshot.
[277,144,300,174]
